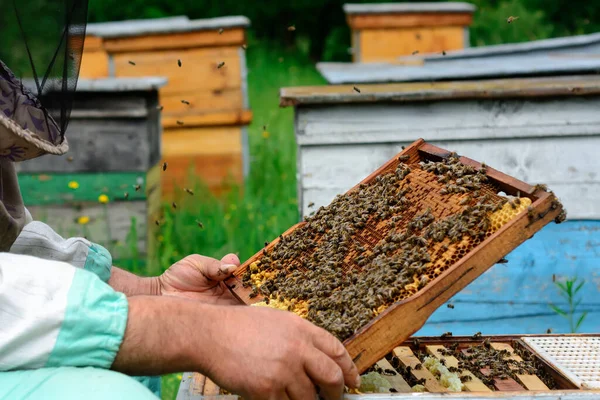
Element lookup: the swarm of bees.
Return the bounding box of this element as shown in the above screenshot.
[244,152,563,341]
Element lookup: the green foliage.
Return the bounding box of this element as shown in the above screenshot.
[469,0,554,46]
[549,277,588,333]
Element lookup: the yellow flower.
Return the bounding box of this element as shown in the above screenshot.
[262,130,270,139]
[77,216,90,225]
[68,181,79,189]
[98,194,109,204]
[176,374,183,380]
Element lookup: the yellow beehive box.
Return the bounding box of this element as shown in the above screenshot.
[344,2,476,62]
[80,16,252,197]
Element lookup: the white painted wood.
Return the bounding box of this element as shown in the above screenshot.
[296,99,600,145]
[343,2,476,14]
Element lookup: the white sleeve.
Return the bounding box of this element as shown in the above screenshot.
[0,253,128,371]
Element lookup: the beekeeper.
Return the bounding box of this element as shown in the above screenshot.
[0,4,359,400]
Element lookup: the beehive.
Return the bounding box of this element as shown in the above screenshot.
[17,78,165,268]
[344,2,475,62]
[177,334,600,399]
[80,16,252,197]
[224,139,564,372]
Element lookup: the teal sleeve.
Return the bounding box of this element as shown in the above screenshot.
[84,242,113,283]
[45,268,128,369]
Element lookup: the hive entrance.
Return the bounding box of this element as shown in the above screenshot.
[240,148,538,341]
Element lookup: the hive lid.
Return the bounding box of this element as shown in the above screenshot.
[22,77,168,94]
[86,15,250,39]
[522,336,600,390]
[343,2,476,14]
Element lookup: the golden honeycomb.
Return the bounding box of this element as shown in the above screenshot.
[243,152,550,341]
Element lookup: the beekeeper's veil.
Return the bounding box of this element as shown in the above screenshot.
[0,0,88,250]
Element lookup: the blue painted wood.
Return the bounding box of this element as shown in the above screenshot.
[416,220,600,336]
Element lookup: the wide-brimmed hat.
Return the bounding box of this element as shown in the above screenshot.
[0,60,68,162]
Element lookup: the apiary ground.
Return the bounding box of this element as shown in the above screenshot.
[241,151,560,341]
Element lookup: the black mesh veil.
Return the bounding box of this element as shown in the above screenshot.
[0,0,89,145]
[0,0,88,250]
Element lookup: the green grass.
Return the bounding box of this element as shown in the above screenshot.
[131,40,325,399]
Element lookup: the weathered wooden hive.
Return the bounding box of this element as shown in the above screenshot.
[344,2,476,62]
[279,71,600,336]
[80,15,252,197]
[177,334,600,399]
[17,77,166,265]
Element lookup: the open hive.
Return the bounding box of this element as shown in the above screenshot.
[180,334,600,398]
[225,139,565,372]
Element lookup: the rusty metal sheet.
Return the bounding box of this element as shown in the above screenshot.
[280,75,600,107]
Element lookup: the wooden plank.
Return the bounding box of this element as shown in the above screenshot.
[17,171,156,205]
[103,28,246,53]
[347,12,473,29]
[113,47,241,94]
[458,349,524,391]
[376,358,412,392]
[162,110,253,128]
[162,126,243,156]
[359,27,465,61]
[393,347,448,392]
[159,89,243,115]
[160,152,243,198]
[491,343,550,390]
[82,35,105,51]
[203,378,221,396]
[79,50,110,78]
[426,345,491,392]
[189,373,206,396]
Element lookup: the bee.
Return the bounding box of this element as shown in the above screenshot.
[287,25,296,31]
[398,154,410,162]
[459,196,471,205]
[447,303,455,309]
[472,331,482,339]
[196,220,204,229]
[156,105,164,111]
[546,328,553,334]
[66,156,74,162]
[177,120,184,125]
[353,86,361,93]
[441,332,453,338]
[414,363,423,370]
[172,202,177,209]
[241,44,247,50]
[155,220,160,226]
[264,241,269,247]
[249,292,257,298]
[124,192,129,199]
[442,50,447,56]
[162,162,168,171]
[181,100,190,105]
[413,338,421,347]
[527,206,535,219]
[308,202,315,208]
[134,184,141,191]
[218,28,224,34]
[415,33,421,40]
[507,16,519,23]
[184,188,194,195]
[217,61,225,69]
[496,258,508,264]
[460,375,472,382]
[177,59,182,67]
[412,50,419,55]
[439,358,446,366]
[128,60,136,65]
[533,183,548,192]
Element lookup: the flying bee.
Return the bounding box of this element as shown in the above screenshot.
[156,105,164,111]
[447,303,455,309]
[128,60,136,65]
[177,120,184,125]
[442,50,447,56]
[155,220,160,226]
[177,59,182,67]
[134,184,141,191]
[507,16,519,23]
[217,61,225,69]
[196,220,204,229]
[218,28,224,34]
[241,44,247,50]
[497,258,508,264]
[67,156,74,162]
[287,25,296,31]
[184,188,194,195]
[124,192,129,199]
[181,100,190,105]
[308,202,315,208]
[162,162,168,171]
[412,50,419,55]
[353,86,361,93]
[172,202,177,209]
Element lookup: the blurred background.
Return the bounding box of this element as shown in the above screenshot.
[3,1,600,398]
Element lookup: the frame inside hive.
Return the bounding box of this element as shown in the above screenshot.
[185,335,600,397]
[225,138,564,373]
